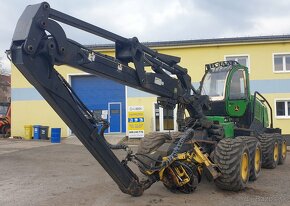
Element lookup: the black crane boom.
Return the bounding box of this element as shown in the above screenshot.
[10,2,208,196]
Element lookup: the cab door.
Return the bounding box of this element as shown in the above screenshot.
[226,69,249,117]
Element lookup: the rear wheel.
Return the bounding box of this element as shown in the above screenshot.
[278,135,287,165]
[259,134,279,169]
[214,138,250,191]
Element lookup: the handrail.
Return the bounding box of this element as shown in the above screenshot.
[252,91,273,128]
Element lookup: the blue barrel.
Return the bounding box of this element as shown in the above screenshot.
[33,125,41,140]
[51,128,61,143]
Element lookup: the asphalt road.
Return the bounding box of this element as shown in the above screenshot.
[0,139,290,206]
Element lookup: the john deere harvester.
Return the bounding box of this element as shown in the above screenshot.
[137,61,286,192]
[10,2,286,196]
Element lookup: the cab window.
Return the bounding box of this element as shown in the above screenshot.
[201,70,228,100]
[229,70,246,99]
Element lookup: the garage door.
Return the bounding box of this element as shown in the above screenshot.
[71,75,126,133]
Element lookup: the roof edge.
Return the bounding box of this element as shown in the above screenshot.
[86,34,290,50]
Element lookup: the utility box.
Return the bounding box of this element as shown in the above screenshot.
[51,128,61,143]
[40,126,49,140]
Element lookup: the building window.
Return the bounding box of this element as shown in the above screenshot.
[163,108,174,130]
[273,54,290,72]
[275,100,290,118]
[154,103,176,132]
[225,55,249,70]
[154,104,160,131]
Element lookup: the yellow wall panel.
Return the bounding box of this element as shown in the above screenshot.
[11,101,68,137]
[11,64,33,88]
[153,43,290,81]
[95,42,290,81]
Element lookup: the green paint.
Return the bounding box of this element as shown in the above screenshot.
[263,106,269,127]
[201,61,272,138]
[225,64,250,117]
[250,95,269,127]
[207,116,234,138]
[226,100,248,117]
[221,122,234,138]
[207,116,227,123]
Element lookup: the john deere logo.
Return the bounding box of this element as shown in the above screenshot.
[234,105,240,111]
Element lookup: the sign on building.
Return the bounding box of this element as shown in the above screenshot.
[128,106,144,138]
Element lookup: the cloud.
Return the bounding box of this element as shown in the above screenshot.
[252,16,290,35]
[1,0,290,71]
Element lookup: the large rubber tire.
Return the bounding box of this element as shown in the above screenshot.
[137,132,171,154]
[278,135,287,165]
[0,125,9,135]
[214,138,250,191]
[4,125,10,135]
[0,125,5,134]
[236,136,262,181]
[259,134,279,169]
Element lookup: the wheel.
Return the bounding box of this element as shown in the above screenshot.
[137,132,171,154]
[214,138,250,191]
[1,125,9,135]
[0,125,5,134]
[236,136,262,181]
[278,135,287,165]
[259,134,279,169]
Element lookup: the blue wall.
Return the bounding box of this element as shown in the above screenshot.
[71,75,126,133]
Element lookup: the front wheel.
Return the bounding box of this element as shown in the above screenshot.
[214,138,250,191]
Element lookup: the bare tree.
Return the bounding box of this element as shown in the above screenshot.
[0,56,11,102]
[0,55,10,76]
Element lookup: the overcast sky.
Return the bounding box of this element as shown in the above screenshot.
[1,0,290,72]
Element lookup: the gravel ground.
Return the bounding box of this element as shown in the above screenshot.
[0,138,289,206]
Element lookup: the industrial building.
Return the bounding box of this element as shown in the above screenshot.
[11,35,290,138]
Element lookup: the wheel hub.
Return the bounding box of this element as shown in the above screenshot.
[274,142,279,162]
[282,141,287,159]
[254,147,261,173]
[241,152,249,182]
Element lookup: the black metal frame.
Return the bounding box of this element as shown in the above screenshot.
[252,91,273,128]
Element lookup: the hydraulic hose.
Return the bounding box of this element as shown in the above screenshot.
[99,119,128,150]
